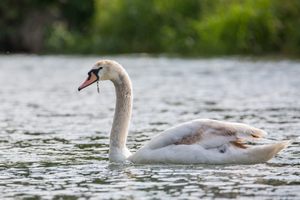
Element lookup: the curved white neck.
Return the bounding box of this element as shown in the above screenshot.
[109,68,132,162]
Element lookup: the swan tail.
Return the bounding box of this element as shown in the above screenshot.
[243,140,290,164]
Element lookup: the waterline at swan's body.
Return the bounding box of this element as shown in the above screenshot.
[78,60,289,164]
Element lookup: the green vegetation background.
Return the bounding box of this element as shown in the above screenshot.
[1,0,300,56]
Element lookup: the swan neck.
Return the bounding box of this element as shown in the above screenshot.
[109,69,132,162]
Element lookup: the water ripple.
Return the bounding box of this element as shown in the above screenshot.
[0,55,299,199]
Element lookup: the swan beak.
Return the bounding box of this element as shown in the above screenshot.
[78,73,98,91]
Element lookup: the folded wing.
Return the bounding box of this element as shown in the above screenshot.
[129,119,288,164]
[146,119,266,150]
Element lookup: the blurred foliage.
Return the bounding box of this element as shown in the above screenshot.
[1,0,300,56]
[0,0,94,53]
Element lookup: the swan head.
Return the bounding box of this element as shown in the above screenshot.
[78,60,123,91]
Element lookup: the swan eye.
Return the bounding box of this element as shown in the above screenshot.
[87,67,103,80]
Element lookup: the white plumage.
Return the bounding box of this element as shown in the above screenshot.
[78,60,289,164]
[129,119,288,164]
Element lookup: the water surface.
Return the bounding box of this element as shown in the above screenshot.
[0,55,299,199]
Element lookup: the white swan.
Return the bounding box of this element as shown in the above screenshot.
[78,60,289,164]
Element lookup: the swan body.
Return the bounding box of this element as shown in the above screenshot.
[78,60,288,164]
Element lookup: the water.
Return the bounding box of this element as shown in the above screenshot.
[0,55,299,199]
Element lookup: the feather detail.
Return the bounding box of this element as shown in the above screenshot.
[174,133,202,145]
[230,140,248,149]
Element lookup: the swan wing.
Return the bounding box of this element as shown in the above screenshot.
[146,119,266,150]
[129,119,288,164]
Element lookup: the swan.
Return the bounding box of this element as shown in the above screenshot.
[78,60,289,164]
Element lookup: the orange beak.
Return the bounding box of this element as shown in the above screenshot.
[78,72,98,91]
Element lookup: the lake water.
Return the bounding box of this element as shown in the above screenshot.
[0,55,299,199]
